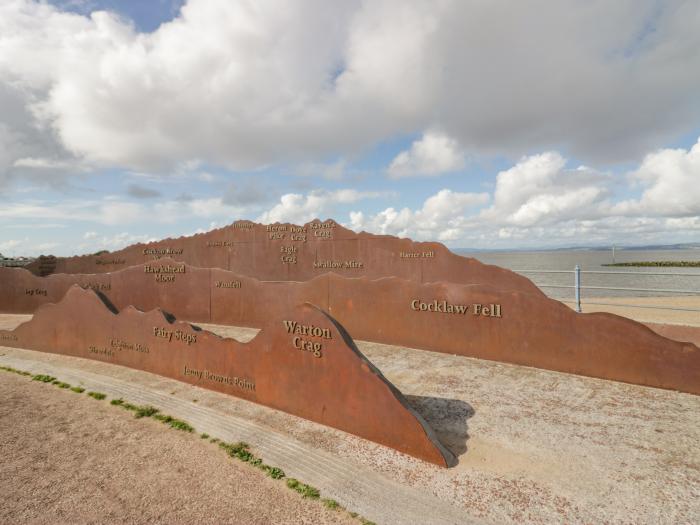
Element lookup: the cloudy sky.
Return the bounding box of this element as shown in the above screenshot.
[1,0,699,257]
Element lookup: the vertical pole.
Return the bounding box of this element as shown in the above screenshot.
[575,264,581,313]
[612,245,616,264]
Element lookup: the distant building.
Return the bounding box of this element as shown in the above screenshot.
[0,253,35,267]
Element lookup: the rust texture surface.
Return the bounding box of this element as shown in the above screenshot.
[0,286,454,467]
[644,322,700,349]
[23,219,541,295]
[2,261,699,395]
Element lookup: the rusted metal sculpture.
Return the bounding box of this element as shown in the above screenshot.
[0,286,455,467]
[23,219,542,295]
[3,261,698,395]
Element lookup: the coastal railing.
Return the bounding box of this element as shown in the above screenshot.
[513,267,700,314]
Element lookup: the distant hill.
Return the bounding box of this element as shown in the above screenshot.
[456,242,700,253]
[613,243,700,251]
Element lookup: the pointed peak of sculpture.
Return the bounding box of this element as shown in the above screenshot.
[0,286,455,467]
[33,284,185,329]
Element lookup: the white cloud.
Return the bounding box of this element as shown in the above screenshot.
[614,138,700,217]
[12,157,86,170]
[0,196,251,226]
[0,239,23,253]
[4,136,699,250]
[2,0,700,254]
[388,131,465,178]
[4,139,700,252]
[1,231,155,257]
[98,202,146,225]
[0,201,90,221]
[1,0,699,183]
[35,242,60,251]
[258,189,383,224]
[74,232,157,255]
[0,238,59,257]
[349,189,488,239]
[482,152,609,226]
[0,82,81,189]
[665,216,700,230]
[93,232,155,251]
[180,198,246,220]
[350,142,700,247]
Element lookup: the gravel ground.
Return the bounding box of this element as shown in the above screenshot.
[0,372,355,525]
[2,312,699,524]
[199,322,700,524]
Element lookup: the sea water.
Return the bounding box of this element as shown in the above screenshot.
[455,249,700,300]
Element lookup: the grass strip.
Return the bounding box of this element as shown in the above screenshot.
[152,412,194,432]
[1,365,377,524]
[603,261,700,267]
[32,374,56,383]
[285,478,320,499]
[218,441,286,480]
[0,365,32,376]
[322,498,341,510]
[111,398,192,431]
[87,391,106,400]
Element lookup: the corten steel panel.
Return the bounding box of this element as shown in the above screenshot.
[209,268,328,327]
[187,240,230,271]
[324,275,700,395]
[23,219,541,295]
[0,267,112,312]
[2,263,699,394]
[644,322,700,349]
[0,286,454,467]
[109,262,212,322]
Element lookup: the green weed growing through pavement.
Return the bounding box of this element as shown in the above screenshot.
[285,478,320,499]
[322,498,341,510]
[87,391,106,400]
[218,441,286,480]
[32,374,56,383]
[0,365,31,376]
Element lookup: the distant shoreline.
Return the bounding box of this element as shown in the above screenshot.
[602,261,700,267]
